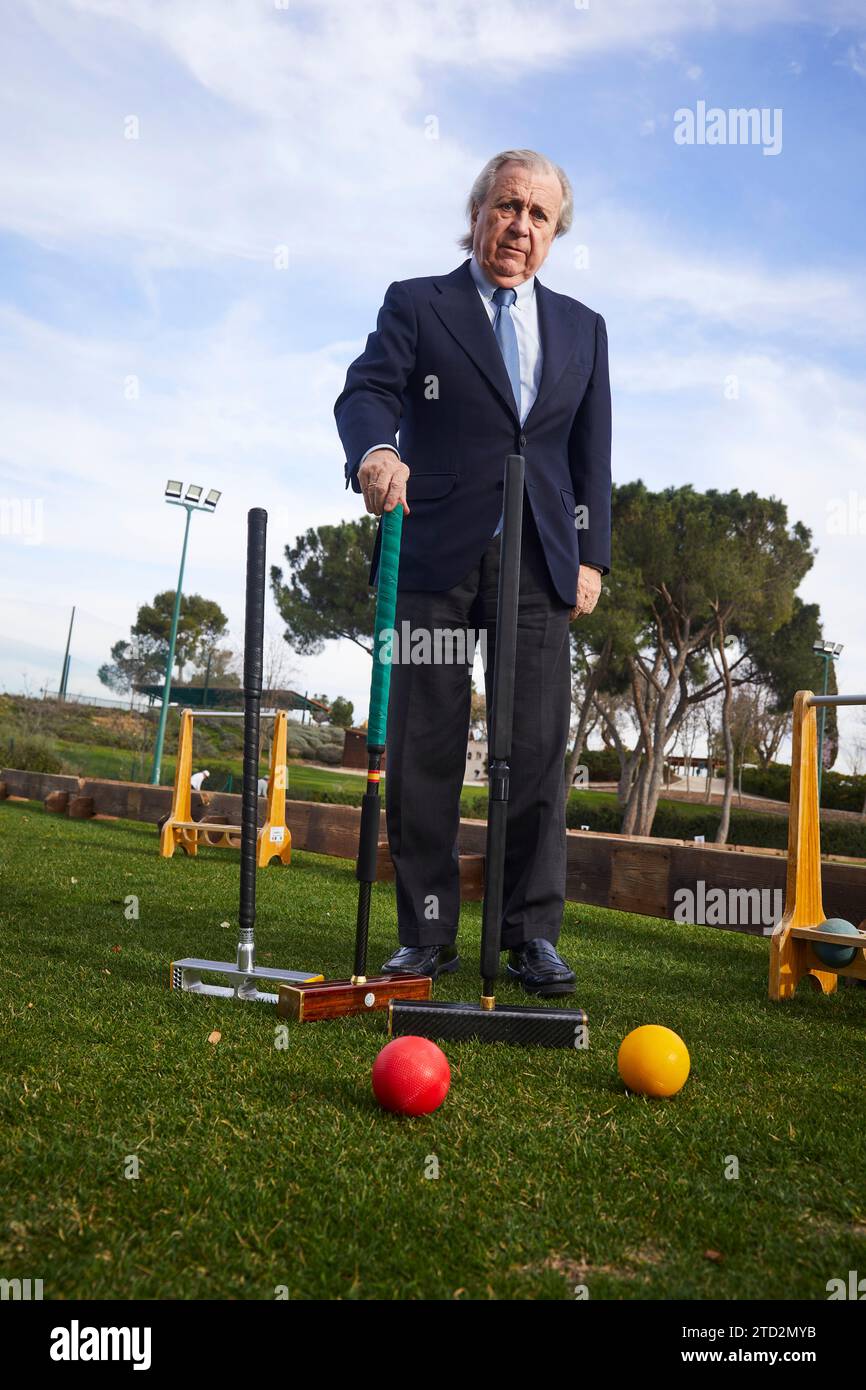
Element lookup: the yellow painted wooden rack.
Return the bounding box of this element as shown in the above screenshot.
[159,707,292,867]
[769,689,866,998]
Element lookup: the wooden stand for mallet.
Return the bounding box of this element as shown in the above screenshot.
[160,707,292,866]
[277,505,431,1022]
[769,689,866,999]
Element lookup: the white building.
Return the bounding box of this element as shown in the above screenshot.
[465,737,488,784]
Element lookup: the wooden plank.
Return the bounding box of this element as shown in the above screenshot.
[564,831,613,908]
[302,802,361,859]
[375,845,484,900]
[3,769,864,938]
[610,840,671,918]
[172,820,237,833]
[78,779,174,824]
[1,770,80,802]
[668,845,787,936]
[790,926,866,946]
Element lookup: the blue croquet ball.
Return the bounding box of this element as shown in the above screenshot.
[813,918,860,969]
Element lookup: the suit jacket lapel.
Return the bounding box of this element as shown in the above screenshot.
[524,279,584,427]
[430,261,585,428]
[431,262,520,421]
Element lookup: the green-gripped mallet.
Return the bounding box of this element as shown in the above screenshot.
[277,504,433,1022]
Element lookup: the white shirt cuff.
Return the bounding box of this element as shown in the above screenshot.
[359,444,401,466]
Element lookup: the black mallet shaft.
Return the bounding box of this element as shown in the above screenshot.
[389,455,588,1049]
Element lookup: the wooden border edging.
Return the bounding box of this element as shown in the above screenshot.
[3,767,865,933]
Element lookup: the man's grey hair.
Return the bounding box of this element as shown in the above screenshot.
[458,149,573,252]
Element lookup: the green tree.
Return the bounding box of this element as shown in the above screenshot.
[98,636,166,704]
[132,592,229,683]
[745,597,838,768]
[568,482,815,838]
[328,696,354,729]
[186,647,241,689]
[702,489,814,840]
[308,692,332,725]
[271,517,379,655]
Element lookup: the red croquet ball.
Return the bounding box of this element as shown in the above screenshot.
[371,1036,451,1116]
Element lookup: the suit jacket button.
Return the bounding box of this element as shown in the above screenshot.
[519,433,527,447]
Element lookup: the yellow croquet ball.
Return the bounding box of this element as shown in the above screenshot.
[617,1025,690,1098]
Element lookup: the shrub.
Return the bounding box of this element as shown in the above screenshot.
[0,731,68,775]
[741,763,866,815]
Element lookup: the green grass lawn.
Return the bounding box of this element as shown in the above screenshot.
[1,800,864,1301]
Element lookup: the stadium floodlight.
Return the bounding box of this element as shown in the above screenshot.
[150,479,220,784]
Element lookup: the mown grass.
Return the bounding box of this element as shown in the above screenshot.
[1,800,865,1301]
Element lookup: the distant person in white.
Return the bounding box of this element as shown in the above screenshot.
[257,777,269,797]
[190,769,210,792]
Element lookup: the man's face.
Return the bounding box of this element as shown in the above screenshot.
[471,161,563,286]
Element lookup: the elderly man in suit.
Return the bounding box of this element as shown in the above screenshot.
[335,148,611,996]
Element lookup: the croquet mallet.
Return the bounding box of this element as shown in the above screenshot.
[388,454,589,1047]
[170,507,322,1002]
[276,504,432,1021]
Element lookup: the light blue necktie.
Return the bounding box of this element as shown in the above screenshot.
[494,287,522,536]
[491,287,521,538]
[492,286,521,413]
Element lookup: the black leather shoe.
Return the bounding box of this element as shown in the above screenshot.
[506,939,575,996]
[380,944,460,980]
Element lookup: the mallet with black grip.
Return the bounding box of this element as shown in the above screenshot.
[277,504,432,1021]
[170,507,322,1001]
[388,455,588,1047]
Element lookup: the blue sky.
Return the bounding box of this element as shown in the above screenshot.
[1,0,865,763]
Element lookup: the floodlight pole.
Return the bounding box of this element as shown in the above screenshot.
[59,606,75,700]
[150,504,195,785]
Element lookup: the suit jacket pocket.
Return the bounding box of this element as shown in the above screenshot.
[407,471,458,502]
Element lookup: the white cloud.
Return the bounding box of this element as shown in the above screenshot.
[3,0,866,722]
[3,0,861,278]
[841,39,866,76]
[546,202,866,342]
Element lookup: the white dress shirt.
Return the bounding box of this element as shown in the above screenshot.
[467,254,542,424]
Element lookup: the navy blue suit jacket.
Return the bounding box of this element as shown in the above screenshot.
[334,260,611,606]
